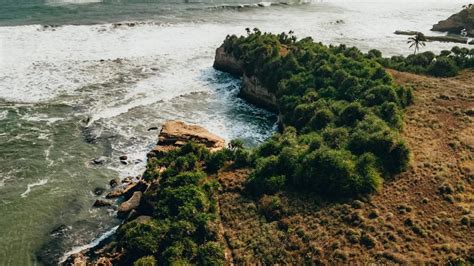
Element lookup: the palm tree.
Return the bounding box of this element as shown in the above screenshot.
[407,33,427,55]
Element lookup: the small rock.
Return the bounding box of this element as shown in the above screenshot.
[91,157,107,165]
[105,189,124,199]
[122,180,148,199]
[352,200,364,209]
[118,191,142,216]
[465,108,474,116]
[368,210,379,219]
[120,160,128,165]
[119,155,128,161]
[147,127,159,131]
[146,151,156,158]
[96,257,112,266]
[93,187,105,196]
[109,177,120,188]
[93,199,113,207]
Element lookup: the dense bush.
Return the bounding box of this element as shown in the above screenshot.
[117,142,226,265]
[375,47,474,77]
[221,30,415,198]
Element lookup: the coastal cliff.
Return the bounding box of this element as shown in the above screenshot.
[213,46,279,112]
[432,6,474,37]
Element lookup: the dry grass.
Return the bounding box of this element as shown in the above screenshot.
[216,70,474,264]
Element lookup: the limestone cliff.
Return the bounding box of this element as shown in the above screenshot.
[213,46,279,113]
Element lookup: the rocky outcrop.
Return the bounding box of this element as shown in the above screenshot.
[213,46,279,113]
[93,199,113,207]
[213,46,244,76]
[241,74,278,112]
[156,120,225,152]
[118,191,142,216]
[432,8,474,37]
[394,30,472,44]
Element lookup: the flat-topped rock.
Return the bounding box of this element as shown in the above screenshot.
[157,120,225,152]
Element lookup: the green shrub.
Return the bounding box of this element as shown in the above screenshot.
[427,57,459,77]
[205,150,228,173]
[197,242,226,265]
[375,47,471,77]
[133,256,158,266]
[117,220,169,259]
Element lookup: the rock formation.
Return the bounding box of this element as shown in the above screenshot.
[432,7,474,37]
[214,46,279,112]
[155,120,225,152]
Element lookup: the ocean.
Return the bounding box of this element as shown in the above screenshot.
[0,0,470,264]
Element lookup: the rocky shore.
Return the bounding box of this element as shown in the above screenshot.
[64,121,225,265]
[394,30,474,45]
[432,6,474,37]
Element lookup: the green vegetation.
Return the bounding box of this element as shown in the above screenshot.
[117,142,231,265]
[373,46,474,77]
[221,29,414,198]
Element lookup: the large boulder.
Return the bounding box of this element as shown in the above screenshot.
[118,191,142,216]
[156,120,225,152]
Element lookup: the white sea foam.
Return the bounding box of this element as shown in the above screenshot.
[59,226,119,264]
[20,179,49,198]
[21,113,64,124]
[44,144,55,167]
[0,175,12,188]
[0,110,8,120]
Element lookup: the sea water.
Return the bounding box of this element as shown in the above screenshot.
[0,0,469,264]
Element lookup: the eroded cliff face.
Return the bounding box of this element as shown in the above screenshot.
[213,46,279,113]
[213,46,244,76]
[240,74,278,112]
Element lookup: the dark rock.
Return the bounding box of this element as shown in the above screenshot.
[146,151,156,158]
[394,30,421,36]
[118,191,142,216]
[122,180,148,199]
[125,209,140,222]
[91,157,107,165]
[109,177,120,188]
[93,199,113,207]
[432,7,474,37]
[120,160,128,165]
[50,224,69,237]
[105,189,124,199]
[352,200,364,209]
[119,155,128,161]
[147,126,159,131]
[93,187,105,196]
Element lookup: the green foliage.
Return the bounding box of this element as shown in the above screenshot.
[117,219,169,259]
[222,30,415,198]
[377,47,473,77]
[427,57,459,77]
[204,150,228,173]
[133,256,158,266]
[118,143,226,265]
[197,242,226,265]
